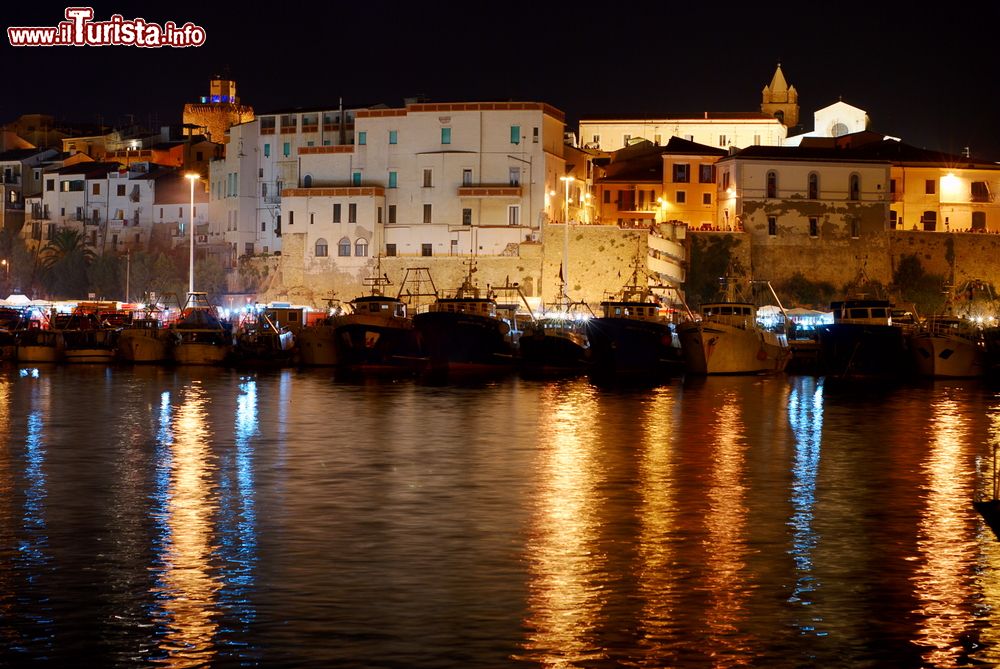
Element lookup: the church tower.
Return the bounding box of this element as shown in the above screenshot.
[761,64,799,128]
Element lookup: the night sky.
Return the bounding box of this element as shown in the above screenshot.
[3,2,999,158]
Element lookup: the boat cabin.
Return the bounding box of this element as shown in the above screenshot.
[830,299,893,326]
[700,302,756,329]
[429,297,497,318]
[264,305,306,333]
[350,296,407,319]
[600,300,669,322]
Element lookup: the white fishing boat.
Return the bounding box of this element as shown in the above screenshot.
[911,281,993,378]
[677,277,790,375]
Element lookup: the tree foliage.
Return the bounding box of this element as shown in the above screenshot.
[891,254,946,316]
[685,235,745,307]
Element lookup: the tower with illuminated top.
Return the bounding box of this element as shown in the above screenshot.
[182,77,255,145]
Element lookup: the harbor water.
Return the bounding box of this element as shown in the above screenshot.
[3,366,1000,667]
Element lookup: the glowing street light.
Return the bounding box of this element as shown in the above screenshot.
[0,259,7,280]
[184,173,199,295]
[559,175,579,298]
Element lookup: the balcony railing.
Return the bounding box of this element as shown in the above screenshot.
[457,184,522,197]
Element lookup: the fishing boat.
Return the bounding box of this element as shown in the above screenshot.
[412,261,519,374]
[676,276,790,375]
[0,306,27,361]
[911,315,986,378]
[586,261,686,377]
[117,304,172,363]
[232,305,297,366]
[297,299,344,367]
[170,292,233,365]
[54,302,123,364]
[518,289,592,374]
[816,298,913,379]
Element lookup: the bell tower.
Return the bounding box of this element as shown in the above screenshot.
[761,64,799,128]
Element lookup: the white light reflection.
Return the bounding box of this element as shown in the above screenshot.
[518,382,605,666]
[786,377,824,630]
[912,393,976,667]
[150,383,221,667]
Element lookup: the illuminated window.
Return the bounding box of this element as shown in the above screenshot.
[315,238,328,257]
[338,237,351,256]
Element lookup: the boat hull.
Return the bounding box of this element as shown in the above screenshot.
[173,342,231,365]
[413,311,513,372]
[586,317,681,376]
[817,323,909,379]
[17,345,60,363]
[677,322,789,375]
[910,332,985,378]
[334,316,420,370]
[298,326,339,366]
[64,348,115,364]
[518,327,590,373]
[118,331,172,363]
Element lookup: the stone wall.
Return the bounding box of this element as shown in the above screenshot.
[888,231,1000,288]
[539,223,648,304]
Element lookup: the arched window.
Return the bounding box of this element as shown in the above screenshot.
[338,237,351,256]
[303,174,313,188]
[315,238,328,257]
[849,174,860,201]
[808,172,819,199]
[355,238,368,257]
[766,171,777,199]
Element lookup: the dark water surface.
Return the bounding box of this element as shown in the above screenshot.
[2,366,1000,667]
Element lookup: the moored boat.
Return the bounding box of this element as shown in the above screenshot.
[232,306,297,366]
[170,292,233,365]
[677,278,790,375]
[816,298,912,379]
[518,293,592,375]
[118,306,172,363]
[53,303,123,364]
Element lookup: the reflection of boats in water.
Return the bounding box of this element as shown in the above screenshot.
[170,293,233,365]
[677,277,790,375]
[412,262,519,374]
[586,262,684,377]
[911,281,992,378]
[975,445,1000,541]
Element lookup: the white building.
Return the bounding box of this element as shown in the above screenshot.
[280,101,566,276]
[578,112,787,153]
[784,101,873,146]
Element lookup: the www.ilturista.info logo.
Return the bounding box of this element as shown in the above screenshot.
[8,7,206,48]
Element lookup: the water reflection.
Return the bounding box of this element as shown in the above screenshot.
[151,382,221,667]
[786,377,824,626]
[519,381,605,666]
[216,377,259,661]
[635,386,680,665]
[912,391,978,667]
[703,389,753,662]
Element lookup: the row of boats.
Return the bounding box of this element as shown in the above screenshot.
[1,265,996,381]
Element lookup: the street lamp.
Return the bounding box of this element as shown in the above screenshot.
[184,173,199,295]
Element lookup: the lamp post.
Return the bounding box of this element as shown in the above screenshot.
[558,176,575,299]
[184,173,199,295]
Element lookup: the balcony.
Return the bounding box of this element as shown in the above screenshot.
[458,184,523,198]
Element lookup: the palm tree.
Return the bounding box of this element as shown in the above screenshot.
[40,228,95,270]
[40,228,96,298]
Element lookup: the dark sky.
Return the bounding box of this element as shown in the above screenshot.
[3,2,999,158]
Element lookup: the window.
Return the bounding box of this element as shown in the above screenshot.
[315,238,328,257]
[889,210,898,229]
[388,205,396,224]
[352,171,361,186]
[462,169,472,186]
[386,243,397,256]
[890,179,896,195]
[46,179,54,191]
[508,205,520,226]
[808,172,819,199]
[972,211,987,231]
[348,203,357,223]
[925,179,936,195]
[851,219,861,238]
[117,184,125,196]
[509,167,520,186]
[288,211,294,226]
[654,134,662,145]
[261,220,265,231]
[592,134,600,144]
[533,127,539,143]
[264,143,270,158]
[388,171,398,188]
[809,217,818,237]
[358,131,367,145]
[441,127,451,144]
[282,142,290,157]
[673,164,689,183]
[766,171,777,198]
[377,207,382,224]
[753,134,761,145]
[421,243,433,257]
[768,216,777,236]
[510,125,521,145]
[676,191,686,204]
[355,238,368,257]
[310,212,315,225]
[245,242,254,255]
[338,237,351,256]
[623,134,631,146]
[423,169,433,188]
[462,208,472,226]
[262,183,268,197]
[603,190,611,204]
[423,204,432,223]
[703,193,712,205]
[972,181,992,202]
[333,203,341,222]
[89,182,99,195]
[849,174,860,201]
[303,174,312,187]
[719,135,727,147]
[389,130,398,145]
[451,239,459,255]
[698,164,715,183]
[179,207,183,217]
[722,171,730,191]
[922,211,937,231]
